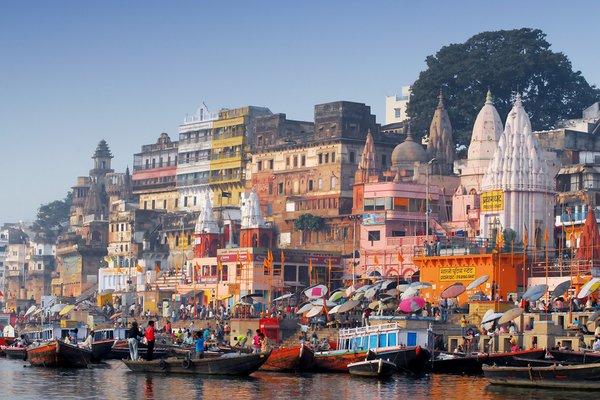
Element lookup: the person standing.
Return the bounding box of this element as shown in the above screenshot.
[145,321,156,361]
[128,322,142,360]
[252,329,262,354]
[194,331,205,359]
[80,330,94,349]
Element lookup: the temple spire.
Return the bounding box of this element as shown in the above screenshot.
[427,90,454,174]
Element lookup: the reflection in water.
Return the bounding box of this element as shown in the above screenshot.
[0,359,597,400]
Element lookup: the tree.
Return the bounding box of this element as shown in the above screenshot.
[293,214,325,244]
[408,28,600,150]
[31,192,72,242]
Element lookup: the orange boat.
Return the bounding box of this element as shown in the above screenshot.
[27,339,92,368]
[261,343,314,372]
[311,349,369,372]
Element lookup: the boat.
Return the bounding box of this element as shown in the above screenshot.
[312,349,369,372]
[348,356,398,379]
[27,339,92,368]
[260,343,314,372]
[334,322,432,375]
[108,339,172,360]
[482,363,600,389]
[88,329,119,362]
[432,349,546,374]
[122,351,271,376]
[4,343,28,360]
[549,349,600,364]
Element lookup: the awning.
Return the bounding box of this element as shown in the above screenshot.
[59,304,75,316]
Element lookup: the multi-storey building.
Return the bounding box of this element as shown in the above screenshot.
[4,227,28,310]
[133,133,179,211]
[247,101,397,253]
[0,227,8,302]
[385,86,411,125]
[25,237,55,303]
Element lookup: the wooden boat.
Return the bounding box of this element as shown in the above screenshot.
[483,363,600,389]
[371,345,431,376]
[348,358,398,379]
[549,349,600,364]
[260,343,314,372]
[90,339,117,362]
[312,349,369,372]
[27,339,92,368]
[108,339,172,360]
[432,349,546,375]
[4,344,28,360]
[122,351,271,376]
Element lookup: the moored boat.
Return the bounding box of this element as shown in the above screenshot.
[348,357,397,379]
[482,363,600,389]
[432,348,546,375]
[90,339,117,362]
[312,349,369,372]
[261,343,314,372]
[549,349,600,364]
[27,339,92,368]
[4,344,28,360]
[108,339,172,360]
[122,351,271,376]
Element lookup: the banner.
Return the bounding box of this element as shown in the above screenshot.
[362,213,386,226]
[481,190,504,211]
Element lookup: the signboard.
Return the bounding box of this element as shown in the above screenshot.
[362,213,386,226]
[468,209,480,221]
[481,190,504,211]
[439,266,476,282]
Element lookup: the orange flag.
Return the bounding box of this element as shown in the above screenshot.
[136,264,143,273]
[155,263,160,274]
[309,259,313,284]
[523,224,528,248]
[374,255,380,265]
[544,227,549,244]
[397,253,404,263]
[328,258,332,271]
[268,248,273,263]
[117,266,122,274]
[281,250,285,265]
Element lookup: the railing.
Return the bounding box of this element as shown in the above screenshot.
[133,161,177,172]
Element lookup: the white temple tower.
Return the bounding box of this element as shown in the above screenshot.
[480,95,554,247]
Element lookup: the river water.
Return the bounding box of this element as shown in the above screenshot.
[0,358,596,400]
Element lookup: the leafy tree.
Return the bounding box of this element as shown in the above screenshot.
[408,28,600,150]
[293,213,324,244]
[31,192,72,242]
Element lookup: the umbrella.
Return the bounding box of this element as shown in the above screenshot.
[345,284,359,297]
[352,292,365,301]
[410,282,432,290]
[400,287,419,300]
[466,275,489,291]
[296,302,313,314]
[328,304,342,314]
[273,293,294,302]
[498,307,524,325]
[24,305,37,317]
[577,277,600,299]
[481,311,504,325]
[523,284,548,302]
[586,310,600,332]
[328,291,344,302]
[441,283,466,299]
[381,280,398,291]
[364,285,380,300]
[368,300,380,310]
[397,284,410,292]
[337,299,360,313]
[50,304,67,313]
[306,305,323,318]
[399,297,425,313]
[386,289,399,297]
[551,280,571,298]
[59,304,75,316]
[311,299,337,307]
[355,284,373,293]
[304,284,328,299]
[109,312,122,320]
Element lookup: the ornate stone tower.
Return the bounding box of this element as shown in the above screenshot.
[481,94,554,247]
[194,191,220,257]
[427,91,455,175]
[239,189,273,248]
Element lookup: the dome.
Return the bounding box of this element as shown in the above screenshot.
[467,90,503,161]
[391,131,427,170]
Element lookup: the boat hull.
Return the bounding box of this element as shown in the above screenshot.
[108,340,171,360]
[312,350,368,372]
[372,346,431,376]
[483,363,600,389]
[27,340,92,368]
[123,351,271,376]
[348,359,397,378]
[549,349,600,364]
[4,346,27,360]
[261,344,314,372]
[91,339,117,362]
[433,349,546,375]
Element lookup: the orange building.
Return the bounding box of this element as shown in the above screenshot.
[412,251,526,305]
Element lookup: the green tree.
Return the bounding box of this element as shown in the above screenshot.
[293,214,324,244]
[31,192,72,242]
[408,28,600,150]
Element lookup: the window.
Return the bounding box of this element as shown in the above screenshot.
[286,157,290,167]
[144,201,147,210]
[151,200,155,209]
[318,178,323,190]
[318,153,323,164]
[269,159,274,169]
[278,183,284,195]
[382,154,387,168]
[331,176,337,189]
[163,200,167,209]
[293,156,298,167]
[257,160,262,171]
[301,155,306,166]
[331,152,336,163]
[364,198,375,211]
[349,151,356,163]
[391,231,406,237]
[308,180,313,191]
[175,199,179,208]
[184,197,188,207]
[324,153,329,163]
[368,231,381,241]
[394,108,401,118]
[268,182,273,195]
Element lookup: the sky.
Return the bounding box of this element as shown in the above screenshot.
[1,1,599,224]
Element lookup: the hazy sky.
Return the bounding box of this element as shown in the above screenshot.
[2,1,599,224]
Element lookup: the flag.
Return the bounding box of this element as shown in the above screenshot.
[0,291,3,297]
[281,250,285,265]
[117,266,122,274]
[397,252,404,263]
[496,229,504,249]
[328,258,332,271]
[309,259,313,282]
[195,262,200,271]
[246,250,251,263]
[523,224,528,248]
[374,255,380,266]
[544,226,549,244]
[236,252,241,263]
[267,249,273,263]
[136,264,143,273]
[155,263,160,274]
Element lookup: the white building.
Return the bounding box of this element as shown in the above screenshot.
[385,86,411,125]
